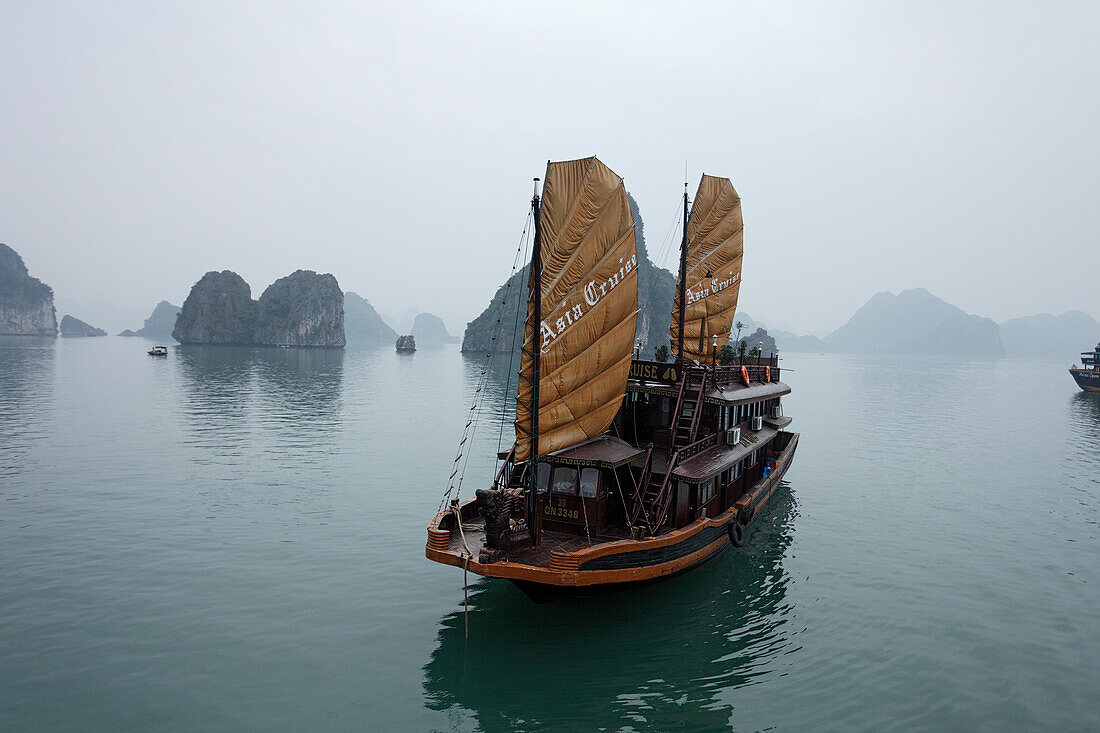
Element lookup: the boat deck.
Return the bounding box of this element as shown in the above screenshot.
[427,431,800,588]
[444,517,631,568]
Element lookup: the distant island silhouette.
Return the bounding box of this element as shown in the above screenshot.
[119,301,180,340]
[60,314,106,337]
[173,269,345,348]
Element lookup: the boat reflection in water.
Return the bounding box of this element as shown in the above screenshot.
[1067,391,1100,470]
[423,484,798,731]
[1069,390,1100,419]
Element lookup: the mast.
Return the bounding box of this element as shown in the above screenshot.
[527,176,543,546]
[677,181,688,362]
[513,156,637,541]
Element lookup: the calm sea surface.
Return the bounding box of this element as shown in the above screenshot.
[1,336,1098,731]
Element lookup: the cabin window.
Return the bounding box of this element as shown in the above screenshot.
[733,461,742,480]
[551,466,578,494]
[720,469,730,487]
[537,462,551,492]
[699,480,715,505]
[749,450,758,466]
[579,468,599,498]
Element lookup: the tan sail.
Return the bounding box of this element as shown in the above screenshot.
[515,157,638,461]
[670,175,743,362]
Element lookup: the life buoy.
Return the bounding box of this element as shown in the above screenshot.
[728,519,744,547]
[766,366,771,382]
[741,366,750,385]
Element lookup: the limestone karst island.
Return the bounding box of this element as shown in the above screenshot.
[173,269,345,348]
[0,243,58,336]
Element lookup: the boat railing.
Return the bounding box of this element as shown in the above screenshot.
[711,360,780,387]
[678,431,717,461]
[493,445,516,490]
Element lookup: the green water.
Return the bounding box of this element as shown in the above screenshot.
[1,337,1098,731]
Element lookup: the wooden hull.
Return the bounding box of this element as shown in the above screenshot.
[1070,368,1100,392]
[426,432,799,594]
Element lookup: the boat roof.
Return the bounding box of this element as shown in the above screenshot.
[628,378,791,406]
[546,435,645,469]
[672,426,778,483]
[706,380,791,405]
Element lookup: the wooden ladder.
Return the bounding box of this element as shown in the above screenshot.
[671,366,707,451]
[631,366,707,533]
[638,449,682,532]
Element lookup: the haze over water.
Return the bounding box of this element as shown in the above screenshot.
[2,337,1098,730]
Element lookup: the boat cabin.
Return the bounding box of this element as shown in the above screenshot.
[492,355,791,542]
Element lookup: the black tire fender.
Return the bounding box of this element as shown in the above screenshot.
[728,519,745,547]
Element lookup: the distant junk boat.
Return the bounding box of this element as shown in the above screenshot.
[396,335,416,353]
[1069,342,1100,392]
[426,156,798,600]
[147,345,168,357]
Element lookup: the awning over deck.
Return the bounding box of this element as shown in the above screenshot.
[706,380,790,405]
[672,426,777,483]
[547,435,646,469]
[764,415,793,430]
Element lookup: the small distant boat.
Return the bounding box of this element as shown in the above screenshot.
[1069,343,1100,392]
[147,345,168,357]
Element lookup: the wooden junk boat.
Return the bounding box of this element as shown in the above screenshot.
[1070,343,1100,392]
[427,157,798,598]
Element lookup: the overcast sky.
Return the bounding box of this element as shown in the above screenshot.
[2,1,1098,335]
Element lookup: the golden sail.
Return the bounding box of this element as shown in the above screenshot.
[515,157,638,461]
[670,175,744,362]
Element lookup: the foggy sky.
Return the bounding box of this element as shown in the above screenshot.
[3,1,1098,336]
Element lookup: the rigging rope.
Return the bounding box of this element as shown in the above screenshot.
[495,220,533,470]
[439,209,534,513]
[637,197,685,358]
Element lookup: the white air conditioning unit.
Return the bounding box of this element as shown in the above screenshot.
[771,405,782,418]
[726,427,741,445]
[751,416,763,431]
